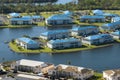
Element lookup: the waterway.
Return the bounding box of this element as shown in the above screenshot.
[0,26,120,72]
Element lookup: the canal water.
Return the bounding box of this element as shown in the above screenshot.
[0,26,120,72]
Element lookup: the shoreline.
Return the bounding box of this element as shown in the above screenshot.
[8,42,114,54]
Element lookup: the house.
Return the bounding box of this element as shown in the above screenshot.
[10,17,33,25]
[47,38,82,49]
[11,59,54,74]
[80,15,105,22]
[40,30,70,40]
[82,34,113,45]
[92,9,104,15]
[48,64,94,80]
[110,31,120,39]
[16,74,48,80]
[111,17,120,22]
[15,37,40,49]
[45,14,73,25]
[71,25,99,37]
[103,69,120,80]
[8,12,20,18]
[101,21,120,31]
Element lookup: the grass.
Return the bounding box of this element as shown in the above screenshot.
[9,41,113,54]
[88,72,104,80]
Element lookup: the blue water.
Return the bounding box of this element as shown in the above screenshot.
[0,26,120,72]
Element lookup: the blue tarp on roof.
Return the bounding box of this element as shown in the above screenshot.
[17,37,38,44]
[41,30,68,36]
[49,38,79,44]
[80,15,105,19]
[85,34,110,40]
[9,12,20,17]
[47,14,71,20]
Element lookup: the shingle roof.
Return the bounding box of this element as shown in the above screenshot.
[80,15,105,19]
[17,37,38,44]
[103,69,120,76]
[10,17,32,21]
[41,30,69,36]
[48,38,80,44]
[102,21,120,28]
[47,14,72,20]
[22,15,43,19]
[103,13,119,17]
[85,34,110,40]
[72,26,97,31]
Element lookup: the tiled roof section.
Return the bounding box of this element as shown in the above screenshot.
[17,37,38,44]
[103,69,120,76]
[80,15,105,19]
[47,14,72,20]
[48,38,80,44]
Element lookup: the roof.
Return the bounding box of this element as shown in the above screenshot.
[48,38,80,44]
[56,64,93,73]
[103,69,120,76]
[17,74,48,80]
[17,37,38,44]
[22,15,43,19]
[84,34,110,40]
[112,17,120,22]
[103,13,119,17]
[63,10,73,15]
[111,31,120,35]
[10,17,32,21]
[102,21,120,27]
[9,12,20,17]
[17,59,46,67]
[80,15,105,19]
[72,26,97,31]
[41,30,69,36]
[47,14,72,20]
[92,9,104,15]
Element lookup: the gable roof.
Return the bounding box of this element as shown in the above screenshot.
[111,31,120,35]
[10,17,32,21]
[72,26,97,31]
[102,21,120,27]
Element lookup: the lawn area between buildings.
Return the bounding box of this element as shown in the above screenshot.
[9,41,113,54]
